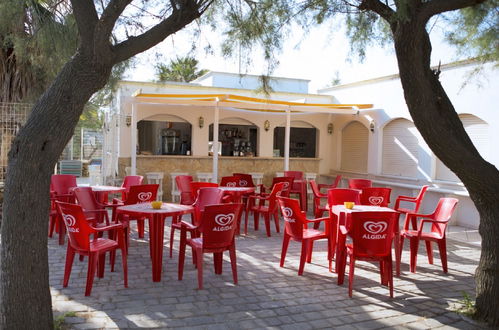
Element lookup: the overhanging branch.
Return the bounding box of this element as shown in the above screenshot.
[96,0,133,40]
[70,0,98,46]
[421,0,487,19]
[358,0,395,21]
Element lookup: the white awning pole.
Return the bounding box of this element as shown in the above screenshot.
[213,100,220,183]
[284,107,291,171]
[131,103,137,175]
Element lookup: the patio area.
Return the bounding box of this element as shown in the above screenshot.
[49,217,485,329]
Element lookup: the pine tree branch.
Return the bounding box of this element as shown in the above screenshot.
[421,0,487,19]
[70,0,98,46]
[358,0,395,21]
[113,2,203,63]
[97,0,133,39]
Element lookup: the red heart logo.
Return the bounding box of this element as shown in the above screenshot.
[364,221,387,234]
[215,213,235,226]
[138,192,153,202]
[239,180,248,186]
[368,196,384,205]
[227,182,236,187]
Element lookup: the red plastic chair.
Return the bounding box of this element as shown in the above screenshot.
[245,182,285,236]
[394,185,429,229]
[277,196,330,275]
[310,180,328,219]
[73,187,111,226]
[169,187,225,258]
[337,211,398,298]
[318,174,342,192]
[348,178,372,189]
[50,174,78,244]
[190,182,219,200]
[56,202,127,296]
[233,173,256,188]
[399,198,458,273]
[113,184,159,239]
[220,176,239,187]
[176,175,194,205]
[360,187,392,207]
[327,188,361,269]
[120,175,144,200]
[178,203,243,289]
[284,171,308,211]
[259,177,294,197]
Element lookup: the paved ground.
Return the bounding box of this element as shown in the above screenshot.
[49,216,487,329]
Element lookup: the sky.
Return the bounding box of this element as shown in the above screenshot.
[127,17,461,93]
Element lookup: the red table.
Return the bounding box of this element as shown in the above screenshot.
[89,185,126,203]
[331,205,401,275]
[219,187,255,234]
[116,203,194,282]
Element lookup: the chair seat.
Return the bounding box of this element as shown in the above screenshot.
[402,230,443,240]
[90,238,118,252]
[303,228,327,239]
[251,205,269,213]
[188,237,203,248]
[346,244,391,259]
[396,207,415,214]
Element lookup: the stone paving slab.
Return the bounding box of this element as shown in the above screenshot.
[49,217,489,329]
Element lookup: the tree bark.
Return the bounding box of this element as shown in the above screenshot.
[391,19,499,326]
[0,53,112,329]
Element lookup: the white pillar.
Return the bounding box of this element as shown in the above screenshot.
[212,101,220,183]
[80,127,84,161]
[131,103,137,175]
[284,108,291,171]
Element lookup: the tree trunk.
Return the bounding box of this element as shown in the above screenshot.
[392,20,499,326]
[0,53,112,329]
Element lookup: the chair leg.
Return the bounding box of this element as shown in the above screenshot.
[273,211,280,233]
[337,247,347,285]
[178,230,187,280]
[169,223,177,258]
[214,252,223,275]
[119,234,128,288]
[298,240,308,275]
[63,246,76,287]
[196,248,204,289]
[229,245,238,285]
[280,234,291,267]
[85,253,98,296]
[97,252,106,278]
[398,236,405,275]
[264,213,271,237]
[387,257,394,298]
[307,240,314,263]
[253,212,260,231]
[437,239,448,273]
[409,237,420,273]
[348,255,356,298]
[425,240,434,264]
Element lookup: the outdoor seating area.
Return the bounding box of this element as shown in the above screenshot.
[46,172,484,328]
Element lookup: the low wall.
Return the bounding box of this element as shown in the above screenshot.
[118,156,321,201]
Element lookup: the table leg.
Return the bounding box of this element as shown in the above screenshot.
[149,214,166,282]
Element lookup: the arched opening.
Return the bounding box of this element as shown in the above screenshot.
[341,121,368,172]
[209,117,258,156]
[273,120,318,158]
[137,114,192,155]
[382,118,420,177]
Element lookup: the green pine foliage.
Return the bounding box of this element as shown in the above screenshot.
[155,56,208,82]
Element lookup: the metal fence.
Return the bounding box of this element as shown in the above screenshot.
[0,103,31,182]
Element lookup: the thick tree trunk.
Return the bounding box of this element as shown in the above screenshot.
[392,20,499,326]
[0,53,112,329]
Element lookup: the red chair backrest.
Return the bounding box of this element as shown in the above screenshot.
[271,177,294,197]
[348,178,372,189]
[121,175,144,192]
[190,182,219,200]
[51,174,77,195]
[360,187,392,207]
[430,198,458,237]
[73,187,101,211]
[176,175,194,205]
[414,185,429,212]
[233,173,255,187]
[124,184,158,205]
[220,176,239,187]
[328,188,361,206]
[332,174,342,188]
[192,187,225,226]
[278,196,307,239]
[268,182,286,211]
[56,202,95,251]
[284,171,303,180]
[348,211,398,258]
[200,203,243,249]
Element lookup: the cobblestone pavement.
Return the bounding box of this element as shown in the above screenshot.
[49,216,486,329]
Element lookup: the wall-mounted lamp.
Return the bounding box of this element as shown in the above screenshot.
[264,120,270,132]
[327,123,334,135]
[198,116,204,129]
[369,120,375,133]
[125,115,132,127]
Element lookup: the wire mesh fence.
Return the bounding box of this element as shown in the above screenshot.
[0,102,31,183]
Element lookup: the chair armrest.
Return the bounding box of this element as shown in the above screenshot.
[305,217,328,224]
[397,195,417,201]
[180,221,197,231]
[112,198,124,205]
[339,225,348,235]
[93,223,123,232]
